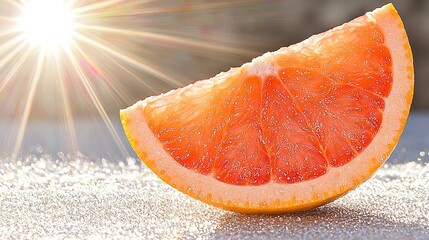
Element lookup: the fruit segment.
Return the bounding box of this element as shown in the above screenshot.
[261,75,328,183]
[144,71,242,174]
[214,76,270,185]
[143,14,392,186]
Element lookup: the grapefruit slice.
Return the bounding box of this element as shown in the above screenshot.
[121,4,413,213]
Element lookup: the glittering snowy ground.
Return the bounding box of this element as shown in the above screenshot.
[0,113,428,239]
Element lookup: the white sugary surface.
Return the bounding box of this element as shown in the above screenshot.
[0,152,428,239]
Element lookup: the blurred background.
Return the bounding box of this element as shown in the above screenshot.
[0,0,427,158]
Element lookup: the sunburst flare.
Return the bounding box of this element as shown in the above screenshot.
[0,0,259,157]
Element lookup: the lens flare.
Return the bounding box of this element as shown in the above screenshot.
[0,0,261,157]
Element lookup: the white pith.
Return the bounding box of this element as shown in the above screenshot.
[121,4,413,211]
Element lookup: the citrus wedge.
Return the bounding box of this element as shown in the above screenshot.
[121,3,413,213]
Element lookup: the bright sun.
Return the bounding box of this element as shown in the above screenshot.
[19,0,76,51]
[1,0,251,155]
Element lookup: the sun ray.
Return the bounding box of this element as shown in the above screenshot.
[13,50,45,155]
[5,0,23,10]
[74,32,182,87]
[0,29,21,37]
[0,45,33,94]
[92,48,158,94]
[75,0,250,17]
[64,46,129,158]
[72,0,126,14]
[0,37,27,71]
[75,24,257,56]
[0,34,25,53]
[72,43,139,103]
[0,16,19,22]
[54,51,79,153]
[73,0,158,17]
